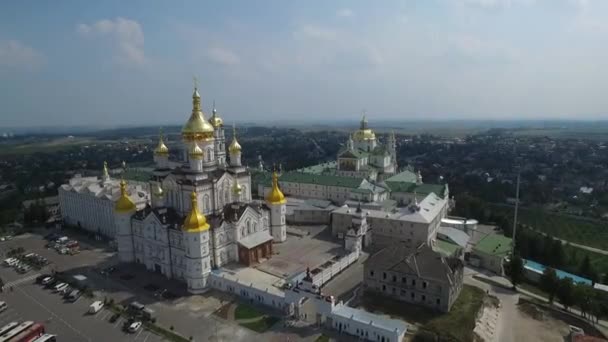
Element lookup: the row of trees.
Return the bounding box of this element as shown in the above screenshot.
[506,255,608,323]
[454,194,605,282]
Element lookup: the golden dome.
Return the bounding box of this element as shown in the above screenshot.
[266,171,286,204]
[209,105,223,128]
[228,125,242,153]
[182,86,215,142]
[115,179,137,213]
[183,191,209,232]
[353,129,376,141]
[232,177,242,197]
[152,183,164,197]
[353,113,376,141]
[189,143,204,160]
[154,129,169,156]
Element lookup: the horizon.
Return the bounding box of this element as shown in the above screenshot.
[2,1,608,127]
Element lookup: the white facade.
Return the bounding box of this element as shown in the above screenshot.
[114,86,284,293]
[59,175,149,238]
[331,193,448,248]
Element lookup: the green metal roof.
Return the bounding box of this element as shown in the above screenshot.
[385,170,417,183]
[473,234,512,257]
[385,181,416,193]
[434,240,461,257]
[414,183,446,197]
[261,171,364,189]
[297,162,337,175]
[338,148,368,159]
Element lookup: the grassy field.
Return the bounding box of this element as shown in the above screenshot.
[234,304,264,320]
[239,316,279,333]
[361,285,486,342]
[490,205,608,250]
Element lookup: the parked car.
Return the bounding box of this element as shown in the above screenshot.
[109,313,120,323]
[127,321,142,333]
[44,277,58,288]
[54,282,68,293]
[66,289,81,302]
[89,301,104,314]
[41,276,54,285]
[36,274,51,284]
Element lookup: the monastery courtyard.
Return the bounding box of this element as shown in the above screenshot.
[256,224,346,279]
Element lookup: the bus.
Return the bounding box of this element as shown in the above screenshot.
[31,333,56,342]
[8,323,45,342]
[0,321,33,342]
[0,323,19,337]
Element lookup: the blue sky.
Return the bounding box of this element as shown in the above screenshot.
[1,0,607,127]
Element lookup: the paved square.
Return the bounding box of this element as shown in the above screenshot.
[256,225,345,278]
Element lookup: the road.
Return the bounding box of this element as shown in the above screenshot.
[465,267,608,340]
[525,227,608,256]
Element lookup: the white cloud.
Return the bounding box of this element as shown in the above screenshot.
[0,39,44,69]
[77,17,146,66]
[206,47,240,66]
[337,8,354,18]
[457,0,536,8]
[293,25,339,41]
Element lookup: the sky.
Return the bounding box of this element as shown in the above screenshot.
[1,0,608,128]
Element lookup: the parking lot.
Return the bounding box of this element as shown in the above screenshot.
[0,229,328,342]
[0,269,165,341]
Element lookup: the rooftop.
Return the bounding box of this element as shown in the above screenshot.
[473,234,512,257]
[334,193,447,224]
[332,304,408,335]
[366,243,463,285]
[260,171,365,189]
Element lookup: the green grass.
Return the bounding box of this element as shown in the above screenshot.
[234,304,264,320]
[361,285,486,342]
[315,335,330,342]
[239,316,279,333]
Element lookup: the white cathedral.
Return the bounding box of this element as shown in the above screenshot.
[114,84,287,294]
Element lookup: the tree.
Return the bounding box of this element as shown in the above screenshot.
[579,256,598,284]
[557,278,575,312]
[573,285,593,319]
[540,268,559,303]
[549,240,565,269]
[505,254,524,288]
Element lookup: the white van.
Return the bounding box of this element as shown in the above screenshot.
[89,301,104,314]
[3,258,16,266]
[0,301,7,313]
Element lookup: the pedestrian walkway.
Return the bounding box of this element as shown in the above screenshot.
[1,273,40,290]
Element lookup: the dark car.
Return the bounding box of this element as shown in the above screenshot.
[109,313,120,323]
[122,317,136,331]
[36,274,51,284]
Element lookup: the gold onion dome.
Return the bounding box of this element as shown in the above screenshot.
[152,183,164,197]
[183,191,209,232]
[189,143,204,160]
[209,102,223,128]
[228,125,242,153]
[232,177,242,196]
[115,179,137,213]
[353,114,376,141]
[182,83,215,142]
[266,171,286,204]
[154,129,169,156]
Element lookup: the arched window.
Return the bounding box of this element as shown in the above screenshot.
[247,220,252,234]
[203,194,210,212]
[241,227,245,237]
[225,187,230,204]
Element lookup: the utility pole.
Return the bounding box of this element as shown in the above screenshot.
[511,170,520,256]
